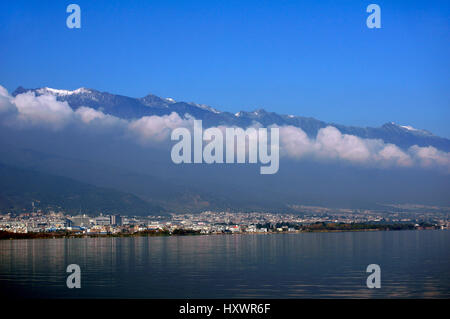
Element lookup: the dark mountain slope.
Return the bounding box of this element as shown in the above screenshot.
[0,163,164,215]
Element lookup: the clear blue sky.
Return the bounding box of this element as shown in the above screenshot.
[1,0,449,137]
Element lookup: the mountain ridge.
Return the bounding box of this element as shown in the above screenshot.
[12,86,450,152]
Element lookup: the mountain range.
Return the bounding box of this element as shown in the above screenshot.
[12,86,450,152]
[1,86,449,215]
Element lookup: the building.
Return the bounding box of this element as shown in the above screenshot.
[110,214,122,226]
[95,216,110,226]
[70,214,91,227]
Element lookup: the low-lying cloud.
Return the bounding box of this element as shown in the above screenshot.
[278,125,450,171]
[1,85,449,173]
[0,87,191,143]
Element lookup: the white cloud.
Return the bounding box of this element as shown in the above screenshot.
[377,144,413,167]
[128,112,193,143]
[0,88,18,116]
[315,126,372,162]
[0,85,191,142]
[75,106,128,129]
[13,92,74,129]
[409,145,450,171]
[278,124,450,172]
[1,85,449,173]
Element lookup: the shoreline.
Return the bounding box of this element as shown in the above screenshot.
[0,225,443,240]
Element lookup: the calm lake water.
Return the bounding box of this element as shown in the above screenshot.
[0,230,449,298]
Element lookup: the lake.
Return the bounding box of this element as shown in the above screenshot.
[0,230,449,298]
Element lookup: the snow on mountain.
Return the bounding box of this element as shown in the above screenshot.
[189,102,221,114]
[400,125,418,131]
[11,86,450,152]
[164,97,176,103]
[387,122,434,137]
[36,87,92,96]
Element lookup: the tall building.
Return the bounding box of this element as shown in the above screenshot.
[110,214,122,226]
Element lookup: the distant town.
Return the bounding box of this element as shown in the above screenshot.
[0,204,449,239]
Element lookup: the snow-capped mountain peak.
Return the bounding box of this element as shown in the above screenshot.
[400,125,419,132]
[188,102,221,114]
[36,87,92,96]
[385,122,433,137]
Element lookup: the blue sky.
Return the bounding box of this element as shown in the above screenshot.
[1,0,449,137]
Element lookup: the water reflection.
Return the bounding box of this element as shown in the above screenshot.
[0,231,448,298]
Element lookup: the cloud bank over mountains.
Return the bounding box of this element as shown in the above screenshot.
[1,85,449,173]
[0,86,191,143]
[278,125,450,171]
